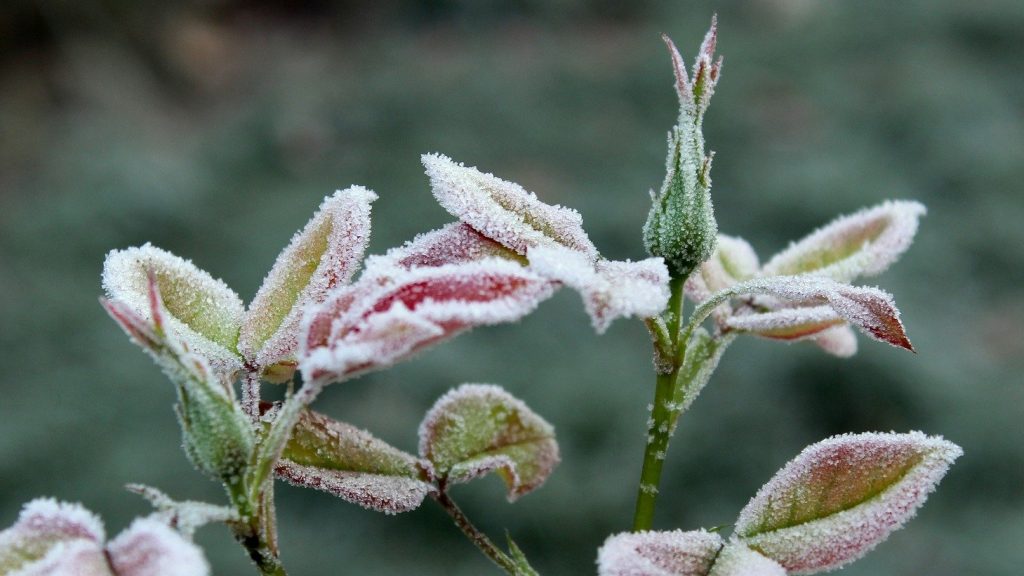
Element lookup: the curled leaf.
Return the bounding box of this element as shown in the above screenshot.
[809,325,858,358]
[761,200,925,283]
[723,276,914,351]
[423,153,598,259]
[376,222,525,270]
[597,529,722,576]
[725,306,844,341]
[708,543,786,576]
[240,186,377,378]
[300,259,556,384]
[274,408,431,514]
[418,384,559,501]
[528,245,670,333]
[734,432,962,574]
[102,244,244,378]
[684,235,759,306]
[0,499,105,575]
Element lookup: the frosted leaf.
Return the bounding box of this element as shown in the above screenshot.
[10,539,112,576]
[422,153,598,259]
[685,235,759,322]
[376,222,525,270]
[724,276,914,351]
[273,408,431,513]
[239,187,376,378]
[761,201,926,283]
[102,244,244,378]
[418,384,559,501]
[125,485,237,539]
[301,259,556,384]
[529,245,670,333]
[277,463,431,515]
[596,529,722,576]
[0,499,106,574]
[707,543,786,576]
[672,329,734,420]
[725,306,844,341]
[809,325,858,358]
[734,432,962,574]
[106,518,210,576]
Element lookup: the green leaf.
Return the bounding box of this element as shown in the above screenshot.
[734,432,962,574]
[671,329,734,424]
[275,408,432,514]
[506,533,540,576]
[418,384,559,501]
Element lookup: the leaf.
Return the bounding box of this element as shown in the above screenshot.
[506,534,540,576]
[722,276,914,351]
[528,245,670,333]
[761,200,925,283]
[0,499,106,574]
[102,243,245,378]
[809,325,858,358]
[239,187,376,377]
[375,222,525,270]
[126,485,237,539]
[422,153,598,259]
[672,329,735,422]
[685,235,760,306]
[300,259,556,385]
[597,530,723,576]
[418,384,559,501]
[708,543,786,576]
[106,518,210,576]
[734,432,962,574]
[724,306,845,341]
[273,408,432,514]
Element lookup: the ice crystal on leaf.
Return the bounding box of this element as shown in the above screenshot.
[734,432,962,574]
[239,186,376,380]
[418,384,559,501]
[708,543,786,576]
[102,244,245,379]
[300,259,555,385]
[378,222,525,270]
[423,153,670,331]
[0,499,209,576]
[597,529,783,576]
[273,407,432,514]
[126,485,237,539]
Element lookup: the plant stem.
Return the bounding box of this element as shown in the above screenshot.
[632,276,686,531]
[433,489,517,575]
[228,480,288,576]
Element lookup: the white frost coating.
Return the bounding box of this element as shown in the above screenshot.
[126,484,237,539]
[529,245,670,333]
[734,432,962,574]
[300,259,555,384]
[106,518,210,576]
[102,244,244,378]
[276,462,431,515]
[422,153,598,259]
[596,530,722,576]
[10,539,112,576]
[725,305,844,341]
[374,222,520,270]
[707,543,785,576]
[240,186,376,371]
[0,499,106,548]
[761,200,926,283]
[809,325,858,358]
[685,235,759,323]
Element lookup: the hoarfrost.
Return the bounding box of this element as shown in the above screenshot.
[102,244,244,379]
[239,186,376,376]
[106,519,210,576]
[725,305,844,341]
[528,245,670,333]
[276,462,431,515]
[422,153,598,259]
[596,529,721,576]
[9,539,112,576]
[707,543,785,576]
[734,431,962,574]
[418,384,559,500]
[376,222,524,270]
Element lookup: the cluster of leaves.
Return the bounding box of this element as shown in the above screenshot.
[0,16,961,576]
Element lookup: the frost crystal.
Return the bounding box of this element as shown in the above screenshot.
[102,244,245,378]
[300,259,556,384]
[277,463,431,515]
[0,499,209,576]
[708,543,786,576]
[423,153,598,259]
[376,222,524,270]
[239,186,376,377]
[734,432,962,574]
[596,529,722,576]
[418,384,559,501]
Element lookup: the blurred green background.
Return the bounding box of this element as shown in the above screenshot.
[1,1,1022,574]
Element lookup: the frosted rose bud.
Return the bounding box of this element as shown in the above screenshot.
[734,432,962,574]
[644,19,721,279]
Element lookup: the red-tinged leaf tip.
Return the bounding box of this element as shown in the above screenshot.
[597,530,723,576]
[833,288,915,352]
[734,432,962,574]
[701,15,719,61]
[106,518,210,576]
[662,33,691,103]
[100,297,161,352]
[418,384,559,501]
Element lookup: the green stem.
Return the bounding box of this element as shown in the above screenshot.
[632,277,686,531]
[433,489,518,575]
[228,480,288,576]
